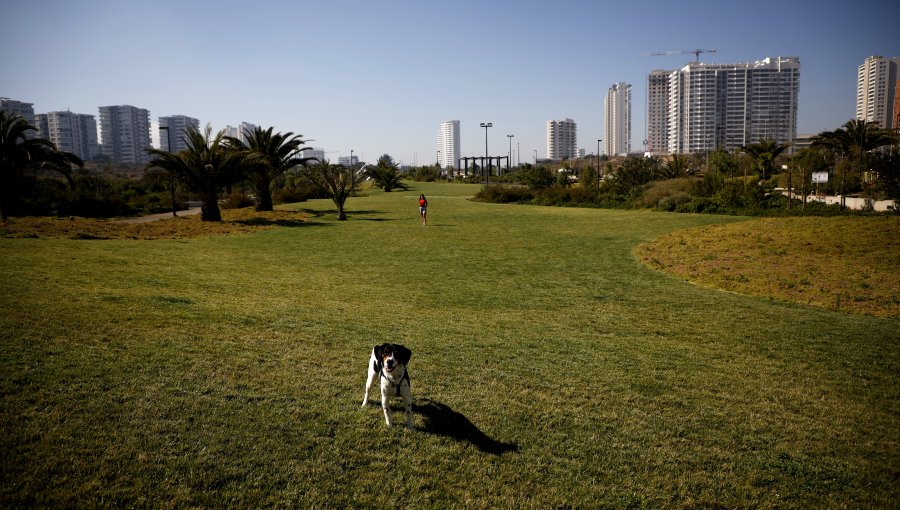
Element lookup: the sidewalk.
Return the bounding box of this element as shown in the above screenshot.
[116,207,201,224]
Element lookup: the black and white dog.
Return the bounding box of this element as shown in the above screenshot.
[361,343,413,428]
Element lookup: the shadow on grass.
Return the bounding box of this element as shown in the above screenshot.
[297,208,388,221]
[229,217,326,228]
[413,398,518,455]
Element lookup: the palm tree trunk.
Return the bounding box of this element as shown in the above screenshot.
[254,180,274,211]
[200,190,222,221]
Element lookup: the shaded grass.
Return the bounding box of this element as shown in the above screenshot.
[2,182,898,508]
[636,216,900,318]
[0,207,310,239]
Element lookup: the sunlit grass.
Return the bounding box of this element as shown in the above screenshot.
[636,216,900,318]
[1,182,898,508]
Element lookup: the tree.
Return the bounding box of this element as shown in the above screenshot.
[740,139,791,181]
[811,119,897,208]
[301,160,358,220]
[581,164,597,190]
[365,154,406,192]
[659,154,689,179]
[1,111,82,220]
[146,125,241,221]
[226,126,314,211]
[519,165,555,190]
[609,155,655,196]
[870,147,900,206]
[790,147,830,209]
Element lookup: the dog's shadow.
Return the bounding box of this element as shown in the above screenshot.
[413,398,518,455]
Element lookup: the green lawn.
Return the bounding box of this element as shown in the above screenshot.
[2,182,898,508]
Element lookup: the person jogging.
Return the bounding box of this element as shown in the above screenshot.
[418,194,428,226]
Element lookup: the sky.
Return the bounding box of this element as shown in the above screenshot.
[4,0,899,166]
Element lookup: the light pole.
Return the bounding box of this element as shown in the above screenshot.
[350,149,354,169]
[597,139,602,182]
[507,134,514,173]
[480,122,492,185]
[159,125,177,217]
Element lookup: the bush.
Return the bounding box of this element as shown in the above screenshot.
[221,192,255,209]
[474,185,533,204]
[656,192,693,211]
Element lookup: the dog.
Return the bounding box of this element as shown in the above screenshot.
[361,343,413,428]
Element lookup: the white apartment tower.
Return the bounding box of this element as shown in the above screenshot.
[856,55,900,129]
[35,111,100,160]
[647,57,800,154]
[547,118,577,160]
[604,82,631,156]
[99,105,152,164]
[646,71,671,155]
[159,115,200,153]
[224,122,258,144]
[438,120,460,169]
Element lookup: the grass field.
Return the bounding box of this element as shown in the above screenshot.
[2,182,898,508]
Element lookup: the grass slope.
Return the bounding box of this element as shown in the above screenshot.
[636,216,900,318]
[2,182,898,508]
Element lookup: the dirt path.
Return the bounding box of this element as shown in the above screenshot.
[116,207,201,224]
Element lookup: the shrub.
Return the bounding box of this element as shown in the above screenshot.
[474,185,533,204]
[221,192,255,209]
[657,192,693,211]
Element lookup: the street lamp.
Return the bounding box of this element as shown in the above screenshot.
[350,149,354,169]
[480,122,492,185]
[597,139,602,181]
[507,134,514,173]
[159,125,176,217]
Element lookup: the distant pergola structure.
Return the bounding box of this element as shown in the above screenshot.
[458,156,509,177]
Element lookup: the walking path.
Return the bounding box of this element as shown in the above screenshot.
[116,207,201,224]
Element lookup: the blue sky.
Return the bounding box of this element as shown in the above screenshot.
[4,0,899,165]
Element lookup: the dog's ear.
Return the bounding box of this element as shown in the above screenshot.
[395,345,412,365]
[373,344,387,358]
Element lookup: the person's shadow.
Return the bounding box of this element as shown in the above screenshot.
[413,398,518,455]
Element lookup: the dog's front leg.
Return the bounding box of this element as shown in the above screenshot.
[362,369,376,407]
[380,386,393,426]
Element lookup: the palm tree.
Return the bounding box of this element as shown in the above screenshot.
[226,126,315,211]
[146,125,241,221]
[740,139,791,181]
[1,111,82,220]
[365,154,406,192]
[659,154,689,179]
[301,160,358,220]
[811,119,897,208]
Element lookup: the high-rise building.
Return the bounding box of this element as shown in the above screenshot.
[337,155,359,166]
[99,105,152,164]
[302,147,325,163]
[35,111,100,160]
[547,118,577,160]
[604,82,632,156]
[224,122,258,144]
[646,71,671,155]
[856,55,900,129]
[647,56,800,154]
[894,81,900,132]
[158,115,200,153]
[438,120,460,169]
[1,98,36,138]
[0,98,35,124]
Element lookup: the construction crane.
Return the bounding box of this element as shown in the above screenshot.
[649,48,717,62]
